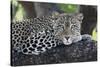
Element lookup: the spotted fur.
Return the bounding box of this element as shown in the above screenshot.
[11,13,83,55]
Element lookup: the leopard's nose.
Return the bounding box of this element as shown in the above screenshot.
[65,36,70,40]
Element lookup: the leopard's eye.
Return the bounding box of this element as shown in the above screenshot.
[71,25,79,31]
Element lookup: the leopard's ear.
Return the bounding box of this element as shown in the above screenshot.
[76,13,84,22]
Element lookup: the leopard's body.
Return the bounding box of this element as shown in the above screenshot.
[11,13,83,55]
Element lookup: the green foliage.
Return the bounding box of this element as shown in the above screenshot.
[58,4,78,13]
[11,0,18,6]
[92,27,97,41]
[14,4,26,21]
[11,0,26,21]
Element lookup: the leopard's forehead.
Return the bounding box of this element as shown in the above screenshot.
[53,13,83,27]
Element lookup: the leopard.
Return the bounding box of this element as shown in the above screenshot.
[11,13,83,55]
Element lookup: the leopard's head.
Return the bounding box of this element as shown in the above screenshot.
[53,13,83,45]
